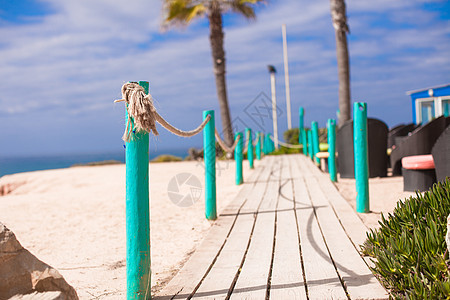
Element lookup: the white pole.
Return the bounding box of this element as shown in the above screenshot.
[282,24,292,130]
[270,72,279,149]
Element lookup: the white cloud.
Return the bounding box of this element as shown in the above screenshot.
[0,0,449,155]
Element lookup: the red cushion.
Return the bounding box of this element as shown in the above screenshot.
[402,155,435,170]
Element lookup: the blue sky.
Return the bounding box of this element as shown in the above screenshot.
[0,0,449,157]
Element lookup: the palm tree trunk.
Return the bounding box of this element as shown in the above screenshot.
[208,4,234,147]
[330,0,351,127]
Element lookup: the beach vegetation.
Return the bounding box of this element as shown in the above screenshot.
[361,179,450,299]
[284,128,300,145]
[152,154,183,163]
[71,160,122,167]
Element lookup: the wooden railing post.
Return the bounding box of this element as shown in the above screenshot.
[246,128,254,169]
[327,119,337,182]
[203,110,216,220]
[307,130,313,160]
[125,80,151,299]
[311,121,320,164]
[256,131,262,160]
[354,102,369,213]
[299,107,304,142]
[235,132,244,185]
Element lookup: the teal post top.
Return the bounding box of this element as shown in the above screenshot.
[302,128,308,155]
[299,107,304,142]
[354,102,370,213]
[235,132,244,185]
[203,110,216,220]
[311,121,320,164]
[125,81,151,299]
[246,128,254,169]
[327,119,337,182]
[256,131,261,160]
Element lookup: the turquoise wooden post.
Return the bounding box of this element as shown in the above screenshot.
[299,107,304,142]
[203,110,216,220]
[235,132,244,185]
[311,121,320,164]
[267,133,274,153]
[307,130,313,160]
[125,81,151,299]
[264,133,269,154]
[354,102,369,213]
[302,128,308,155]
[327,119,337,182]
[246,128,254,169]
[256,131,261,160]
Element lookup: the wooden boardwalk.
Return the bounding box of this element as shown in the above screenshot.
[156,155,388,299]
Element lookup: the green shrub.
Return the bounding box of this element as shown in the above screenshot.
[284,128,300,145]
[151,154,182,163]
[268,146,301,155]
[361,179,450,299]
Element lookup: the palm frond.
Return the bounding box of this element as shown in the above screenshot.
[229,0,265,19]
[164,0,206,26]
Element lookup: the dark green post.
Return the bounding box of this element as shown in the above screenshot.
[235,132,244,185]
[354,102,369,213]
[203,110,216,220]
[299,107,304,142]
[311,121,320,164]
[327,119,337,182]
[256,131,261,160]
[246,128,254,169]
[125,81,151,299]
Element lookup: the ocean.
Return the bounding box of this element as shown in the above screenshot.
[0,148,190,177]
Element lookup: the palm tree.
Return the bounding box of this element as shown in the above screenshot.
[163,0,264,146]
[329,0,351,127]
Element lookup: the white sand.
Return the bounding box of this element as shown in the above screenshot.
[0,159,254,299]
[335,175,415,230]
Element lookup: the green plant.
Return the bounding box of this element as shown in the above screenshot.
[152,155,183,163]
[284,128,300,145]
[361,179,450,299]
[268,146,302,155]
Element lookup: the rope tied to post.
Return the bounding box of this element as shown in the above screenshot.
[243,130,250,154]
[214,128,240,153]
[253,132,260,147]
[115,82,210,142]
[269,135,303,149]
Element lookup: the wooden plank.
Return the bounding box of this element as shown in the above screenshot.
[270,156,308,299]
[229,175,280,299]
[191,157,276,299]
[292,169,347,300]
[300,156,379,270]
[157,158,270,298]
[297,156,388,299]
[301,156,369,247]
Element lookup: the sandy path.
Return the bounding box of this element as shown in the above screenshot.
[0,159,254,299]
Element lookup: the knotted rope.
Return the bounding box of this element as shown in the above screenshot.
[214,129,240,153]
[269,135,303,149]
[115,82,210,142]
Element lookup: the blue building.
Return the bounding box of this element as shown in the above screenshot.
[406,83,450,124]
